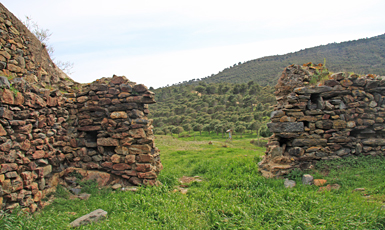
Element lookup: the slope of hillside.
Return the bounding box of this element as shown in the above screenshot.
[198,34,385,86]
[150,81,275,137]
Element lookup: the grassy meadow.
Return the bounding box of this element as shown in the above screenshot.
[1,132,385,229]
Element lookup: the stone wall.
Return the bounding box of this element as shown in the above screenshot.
[0,3,162,212]
[0,75,162,212]
[259,64,385,178]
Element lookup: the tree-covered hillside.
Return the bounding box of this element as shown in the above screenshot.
[149,81,275,137]
[191,34,385,86]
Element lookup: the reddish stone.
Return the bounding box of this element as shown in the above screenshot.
[136,164,151,172]
[121,137,135,146]
[111,76,126,84]
[322,114,330,120]
[0,107,13,119]
[137,154,153,163]
[1,89,14,104]
[101,162,113,169]
[78,126,101,131]
[129,128,146,139]
[129,177,142,185]
[133,84,148,93]
[314,179,327,186]
[115,146,129,155]
[118,92,131,98]
[32,150,45,159]
[0,163,18,173]
[138,171,157,179]
[97,138,119,146]
[125,155,136,164]
[108,88,120,95]
[14,92,24,106]
[46,96,58,107]
[10,120,26,126]
[11,176,24,192]
[86,162,100,169]
[112,163,131,171]
[16,124,32,134]
[129,144,151,155]
[70,138,78,148]
[79,119,93,126]
[0,140,12,151]
[111,154,121,163]
[77,96,89,103]
[99,98,112,106]
[110,111,127,119]
[124,170,137,176]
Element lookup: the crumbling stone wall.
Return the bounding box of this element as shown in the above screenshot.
[259,64,385,178]
[0,75,162,212]
[0,3,162,212]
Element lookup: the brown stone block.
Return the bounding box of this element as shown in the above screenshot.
[15,123,33,134]
[138,171,157,179]
[292,139,327,147]
[137,154,153,163]
[5,171,18,178]
[110,111,128,119]
[78,126,101,131]
[129,177,142,185]
[79,119,93,126]
[111,154,121,163]
[129,144,151,155]
[333,120,347,129]
[136,164,151,172]
[1,89,14,104]
[124,170,137,176]
[97,138,119,146]
[129,128,146,139]
[0,107,13,119]
[125,155,136,164]
[112,163,131,171]
[101,162,113,169]
[114,146,128,155]
[86,162,100,169]
[11,176,23,192]
[99,98,112,106]
[0,123,7,136]
[32,150,45,159]
[0,163,18,173]
[111,76,126,84]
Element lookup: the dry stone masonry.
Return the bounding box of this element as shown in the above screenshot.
[259,63,385,178]
[0,3,162,212]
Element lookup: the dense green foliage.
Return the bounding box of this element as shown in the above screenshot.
[2,135,385,229]
[150,81,275,138]
[178,33,385,86]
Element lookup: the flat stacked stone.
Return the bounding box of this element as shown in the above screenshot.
[259,64,385,178]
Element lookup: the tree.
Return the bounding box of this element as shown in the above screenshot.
[203,124,212,135]
[235,125,246,138]
[182,124,192,134]
[193,124,203,135]
[214,123,224,136]
[195,85,205,93]
[172,126,184,137]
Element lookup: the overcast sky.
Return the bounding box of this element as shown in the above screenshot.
[3,0,385,88]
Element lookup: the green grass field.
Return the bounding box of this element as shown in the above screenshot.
[1,132,385,229]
